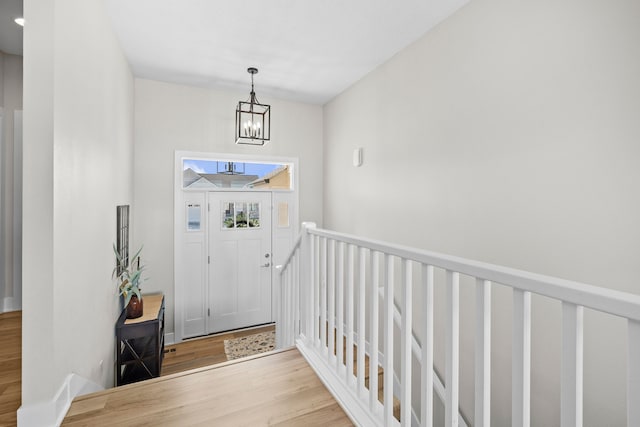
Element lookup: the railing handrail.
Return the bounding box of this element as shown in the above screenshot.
[278,224,469,426]
[279,233,303,272]
[277,224,640,426]
[309,227,640,321]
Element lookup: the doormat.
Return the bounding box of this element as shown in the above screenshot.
[224,331,276,361]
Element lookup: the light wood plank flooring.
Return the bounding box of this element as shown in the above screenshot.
[161,324,275,376]
[63,348,353,426]
[0,311,21,427]
[0,316,350,426]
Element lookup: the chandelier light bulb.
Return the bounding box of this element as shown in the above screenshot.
[243,119,264,137]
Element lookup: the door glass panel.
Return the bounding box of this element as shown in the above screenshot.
[222,202,235,228]
[236,203,248,228]
[248,203,260,228]
[186,203,201,231]
[222,202,261,229]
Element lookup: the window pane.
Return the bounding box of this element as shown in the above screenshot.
[278,202,289,228]
[183,159,292,190]
[222,201,260,229]
[116,205,130,275]
[187,203,201,231]
[222,202,235,228]
[248,203,260,228]
[236,203,248,228]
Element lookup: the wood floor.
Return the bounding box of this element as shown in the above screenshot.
[1,316,391,426]
[161,324,275,376]
[0,314,353,426]
[63,348,353,426]
[0,311,21,427]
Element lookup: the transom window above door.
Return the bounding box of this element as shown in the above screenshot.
[182,159,292,190]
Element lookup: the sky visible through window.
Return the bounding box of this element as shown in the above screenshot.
[183,159,280,178]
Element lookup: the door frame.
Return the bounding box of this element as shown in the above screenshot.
[173,151,299,343]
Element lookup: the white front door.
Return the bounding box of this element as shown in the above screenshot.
[208,192,272,333]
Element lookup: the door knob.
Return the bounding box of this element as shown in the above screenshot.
[261,262,271,267]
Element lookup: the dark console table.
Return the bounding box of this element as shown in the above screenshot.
[115,293,165,386]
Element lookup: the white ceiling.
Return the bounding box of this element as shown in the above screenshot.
[0,0,470,105]
[106,0,469,105]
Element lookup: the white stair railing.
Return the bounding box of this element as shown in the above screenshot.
[276,222,640,427]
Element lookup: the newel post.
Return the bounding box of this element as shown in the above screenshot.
[300,222,317,344]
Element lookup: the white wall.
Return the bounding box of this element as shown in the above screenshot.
[323,0,640,425]
[133,78,323,335]
[21,0,133,415]
[0,51,23,312]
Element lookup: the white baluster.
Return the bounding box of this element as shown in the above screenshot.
[445,271,459,427]
[421,264,434,427]
[628,319,640,427]
[357,247,367,397]
[294,253,299,338]
[512,289,531,427]
[285,264,291,346]
[313,235,320,347]
[370,251,380,413]
[328,239,336,365]
[289,264,293,347]
[298,251,301,338]
[337,242,345,372]
[282,265,288,347]
[287,255,296,346]
[475,279,492,427]
[304,226,315,344]
[346,244,355,385]
[561,302,583,427]
[401,259,412,426]
[320,237,327,353]
[275,265,283,349]
[384,255,395,427]
[298,252,302,337]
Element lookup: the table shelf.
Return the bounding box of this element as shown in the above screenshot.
[115,293,164,386]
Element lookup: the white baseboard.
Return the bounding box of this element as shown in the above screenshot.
[17,373,103,427]
[164,332,175,346]
[1,296,20,313]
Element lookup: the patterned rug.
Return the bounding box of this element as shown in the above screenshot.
[224,330,276,361]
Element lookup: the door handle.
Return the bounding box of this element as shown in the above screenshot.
[261,262,271,268]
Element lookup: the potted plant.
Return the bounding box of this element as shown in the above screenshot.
[113,245,145,319]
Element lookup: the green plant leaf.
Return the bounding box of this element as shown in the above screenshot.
[113,244,145,306]
[122,289,130,306]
